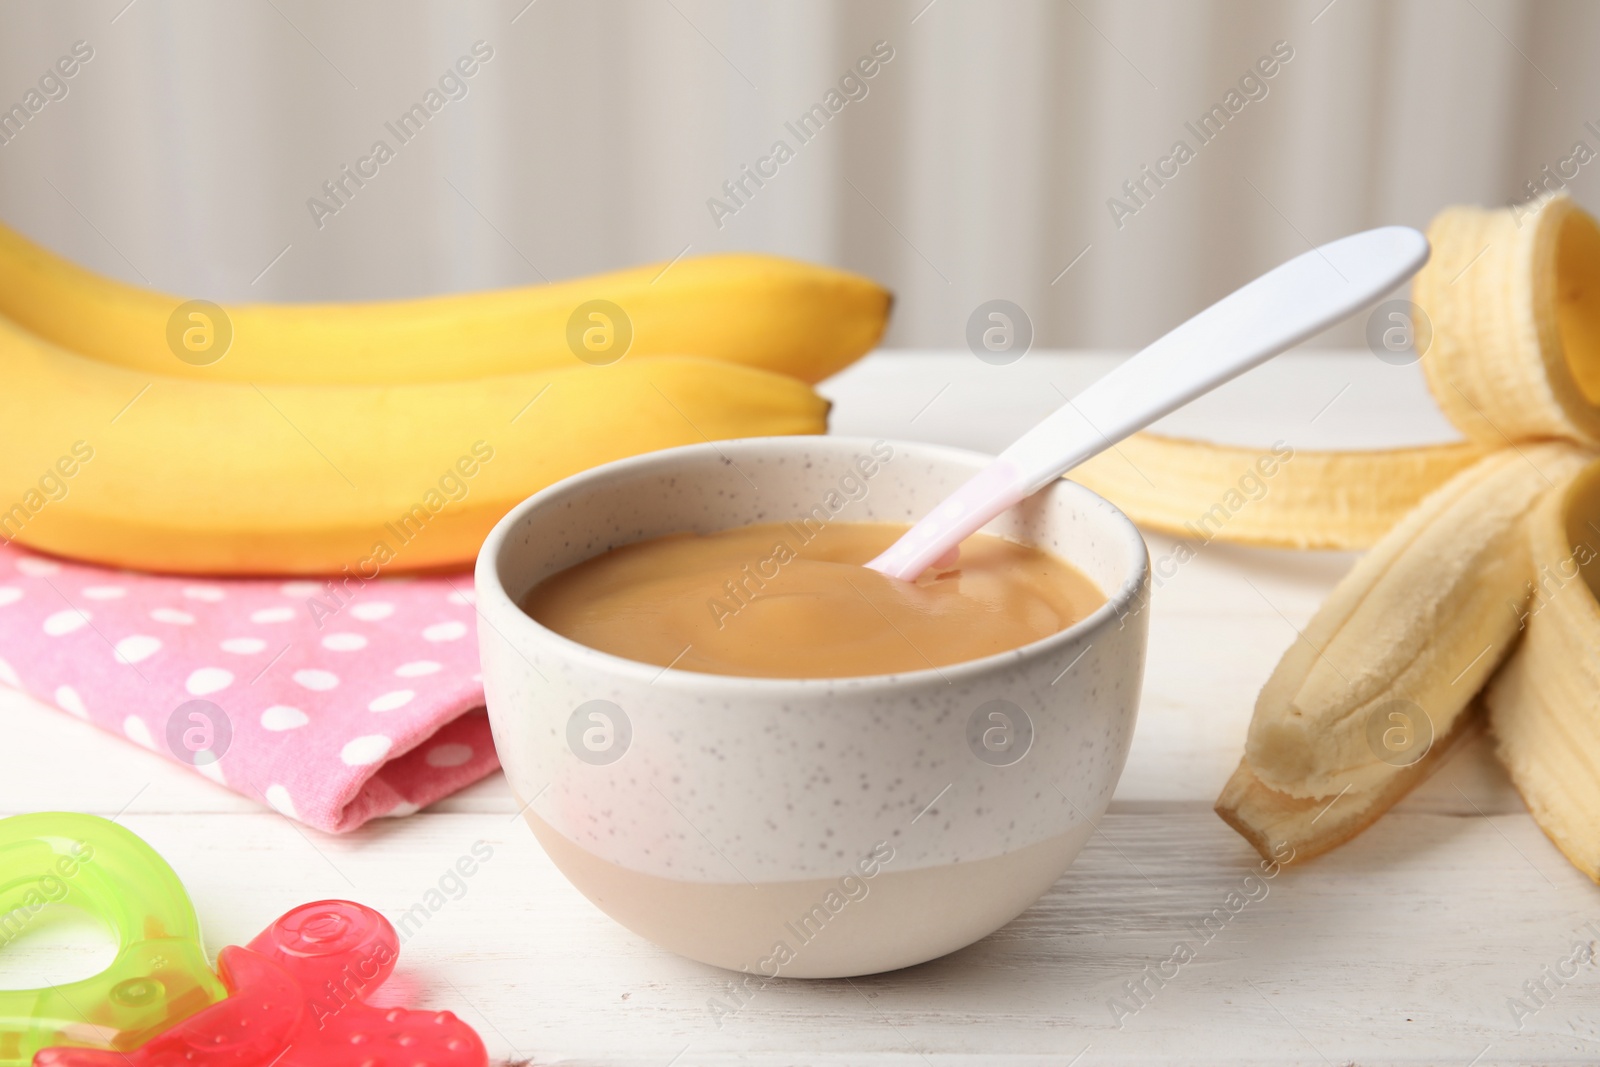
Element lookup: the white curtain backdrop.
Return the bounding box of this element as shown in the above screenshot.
[0,0,1595,350]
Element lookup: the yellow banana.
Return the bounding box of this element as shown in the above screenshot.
[1070,434,1485,550]
[0,218,890,385]
[1486,458,1600,882]
[0,315,828,575]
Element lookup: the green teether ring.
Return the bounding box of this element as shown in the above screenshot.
[0,813,225,1065]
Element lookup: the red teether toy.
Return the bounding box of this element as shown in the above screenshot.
[35,900,487,1067]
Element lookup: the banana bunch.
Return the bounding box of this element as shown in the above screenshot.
[1079,194,1600,878]
[0,219,890,573]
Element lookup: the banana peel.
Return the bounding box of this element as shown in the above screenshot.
[1217,709,1484,866]
[1415,196,1600,447]
[1069,434,1486,550]
[1486,460,1600,880]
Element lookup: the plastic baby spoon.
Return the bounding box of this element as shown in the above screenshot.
[865,225,1431,581]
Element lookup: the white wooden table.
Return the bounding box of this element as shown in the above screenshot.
[6,350,1599,1066]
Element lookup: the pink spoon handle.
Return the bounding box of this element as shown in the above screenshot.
[867,225,1431,581]
[862,460,1028,580]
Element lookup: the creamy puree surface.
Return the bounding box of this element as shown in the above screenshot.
[521,521,1104,678]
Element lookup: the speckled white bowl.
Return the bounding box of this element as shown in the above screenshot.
[476,436,1149,978]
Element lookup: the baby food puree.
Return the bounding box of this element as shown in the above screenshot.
[523,521,1104,677]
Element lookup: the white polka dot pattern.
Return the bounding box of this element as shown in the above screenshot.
[186,667,234,696]
[264,783,299,818]
[292,669,340,691]
[114,635,162,665]
[43,609,90,636]
[341,734,392,766]
[422,621,467,642]
[0,541,494,833]
[261,705,309,731]
[123,715,156,749]
[150,608,195,625]
[250,606,295,624]
[321,632,368,652]
[367,689,415,712]
[395,660,441,677]
[426,743,473,768]
[54,685,88,717]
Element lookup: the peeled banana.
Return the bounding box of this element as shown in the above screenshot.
[0,314,829,574]
[1211,194,1600,878]
[0,218,890,385]
[1243,443,1589,799]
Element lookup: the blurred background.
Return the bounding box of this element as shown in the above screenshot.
[0,0,1596,350]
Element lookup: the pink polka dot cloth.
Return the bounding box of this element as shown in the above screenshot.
[0,542,499,833]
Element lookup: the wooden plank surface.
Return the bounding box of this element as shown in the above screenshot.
[4,351,1597,1065]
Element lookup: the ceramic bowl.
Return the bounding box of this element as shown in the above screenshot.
[475,435,1149,978]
